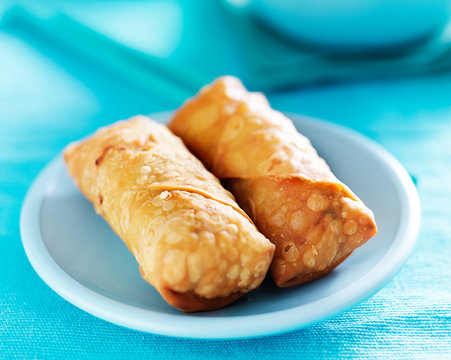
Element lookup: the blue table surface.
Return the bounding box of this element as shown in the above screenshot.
[1,1,450,359]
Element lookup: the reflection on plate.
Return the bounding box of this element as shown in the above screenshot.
[20,112,420,339]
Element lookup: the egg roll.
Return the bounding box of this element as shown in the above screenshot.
[64,116,274,311]
[169,77,377,287]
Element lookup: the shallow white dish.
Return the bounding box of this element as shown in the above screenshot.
[20,112,420,339]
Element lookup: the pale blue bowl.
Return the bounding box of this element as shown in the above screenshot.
[246,0,451,49]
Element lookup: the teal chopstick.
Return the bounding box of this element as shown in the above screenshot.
[2,5,210,106]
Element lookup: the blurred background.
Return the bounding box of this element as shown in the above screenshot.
[3,0,451,107]
[3,0,451,139]
[1,0,451,358]
[3,0,451,111]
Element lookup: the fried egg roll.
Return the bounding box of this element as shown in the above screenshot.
[64,116,274,311]
[169,77,377,287]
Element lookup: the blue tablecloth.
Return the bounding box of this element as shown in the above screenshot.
[1,1,450,358]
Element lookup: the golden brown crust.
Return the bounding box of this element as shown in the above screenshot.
[277,252,352,287]
[169,76,377,287]
[159,288,243,312]
[64,116,274,311]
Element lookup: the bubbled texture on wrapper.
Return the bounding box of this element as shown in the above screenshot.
[64,116,274,311]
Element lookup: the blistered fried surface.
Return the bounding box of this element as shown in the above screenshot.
[133,190,272,298]
[170,76,377,286]
[64,116,274,310]
[171,76,335,182]
[229,177,376,286]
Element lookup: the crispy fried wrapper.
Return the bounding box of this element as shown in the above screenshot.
[169,77,377,287]
[64,116,274,311]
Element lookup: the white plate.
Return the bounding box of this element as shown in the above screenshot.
[20,112,420,339]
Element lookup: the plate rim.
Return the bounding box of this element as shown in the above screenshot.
[20,112,421,339]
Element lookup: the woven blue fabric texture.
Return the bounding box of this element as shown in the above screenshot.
[1,1,450,359]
